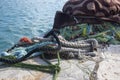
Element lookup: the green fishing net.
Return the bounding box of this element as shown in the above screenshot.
[59,22,120,44]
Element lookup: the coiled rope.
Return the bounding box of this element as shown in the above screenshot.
[0,30,61,64]
[0,30,99,63]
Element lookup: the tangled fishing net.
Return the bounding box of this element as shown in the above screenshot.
[0,0,120,80]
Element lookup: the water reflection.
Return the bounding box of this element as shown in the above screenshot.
[0,0,67,51]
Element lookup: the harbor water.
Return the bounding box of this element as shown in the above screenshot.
[0,0,67,52]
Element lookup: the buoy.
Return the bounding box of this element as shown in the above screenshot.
[19,37,32,43]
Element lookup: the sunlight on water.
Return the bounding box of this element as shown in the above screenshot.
[0,0,67,51]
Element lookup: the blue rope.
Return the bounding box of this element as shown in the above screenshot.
[0,42,55,59]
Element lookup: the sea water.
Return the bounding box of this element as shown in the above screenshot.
[0,0,67,52]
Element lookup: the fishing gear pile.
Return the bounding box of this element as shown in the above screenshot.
[0,0,120,80]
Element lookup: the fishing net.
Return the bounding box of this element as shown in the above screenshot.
[0,0,120,80]
[52,0,120,45]
[59,22,120,44]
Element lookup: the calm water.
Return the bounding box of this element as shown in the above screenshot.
[0,0,67,52]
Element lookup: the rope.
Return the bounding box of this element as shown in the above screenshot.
[60,47,89,53]
[0,31,98,64]
[0,31,61,64]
